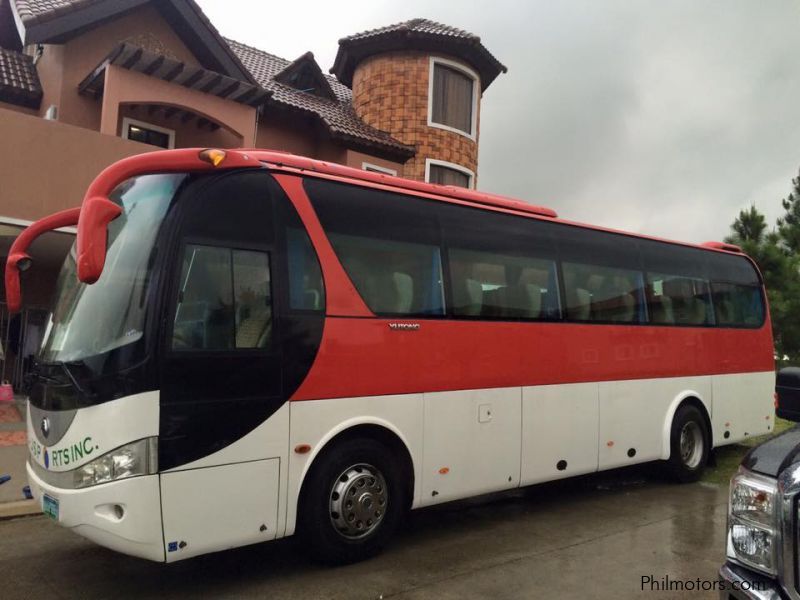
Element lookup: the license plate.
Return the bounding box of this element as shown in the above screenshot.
[42,494,59,521]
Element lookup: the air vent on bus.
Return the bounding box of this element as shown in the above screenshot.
[701,241,742,253]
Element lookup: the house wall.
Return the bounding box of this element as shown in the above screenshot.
[343,150,404,174]
[100,66,256,145]
[117,104,242,149]
[352,51,480,184]
[38,4,202,130]
[0,106,153,221]
[255,112,319,156]
[0,99,37,115]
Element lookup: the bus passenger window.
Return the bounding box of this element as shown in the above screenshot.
[711,282,764,327]
[563,263,645,323]
[304,178,445,317]
[448,249,559,320]
[648,274,712,326]
[332,234,444,316]
[172,244,272,350]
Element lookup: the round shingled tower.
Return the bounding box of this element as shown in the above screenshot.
[332,18,506,188]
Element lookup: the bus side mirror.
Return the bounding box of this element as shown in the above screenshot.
[4,207,81,314]
[76,196,122,284]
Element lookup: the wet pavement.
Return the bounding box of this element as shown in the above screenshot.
[0,469,736,600]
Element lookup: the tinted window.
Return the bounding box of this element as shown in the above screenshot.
[443,207,561,320]
[556,224,641,270]
[712,282,764,327]
[305,179,445,316]
[640,240,709,280]
[287,226,324,311]
[562,262,645,323]
[647,273,712,326]
[178,172,274,246]
[706,252,761,286]
[173,245,272,350]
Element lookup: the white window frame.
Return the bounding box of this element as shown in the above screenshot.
[121,117,176,149]
[425,158,475,189]
[427,56,479,140]
[362,162,398,176]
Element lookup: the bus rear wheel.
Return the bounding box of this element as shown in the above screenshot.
[666,404,709,483]
[298,437,404,564]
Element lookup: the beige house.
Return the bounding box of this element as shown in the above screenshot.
[0,0,506,386]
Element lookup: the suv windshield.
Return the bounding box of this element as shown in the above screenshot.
[40,174,186,363]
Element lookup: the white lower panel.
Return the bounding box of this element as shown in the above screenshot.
[712,371,775,445]
[599,376,711,469]
[521,382,598,485]
[161,459,279,562]
[421,387,521,506]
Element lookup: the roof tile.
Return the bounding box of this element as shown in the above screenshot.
[340,18,480,43]
[226,38,414,159]
[333,17,507,90]
[12,0,104,25]
[0,46,42,108]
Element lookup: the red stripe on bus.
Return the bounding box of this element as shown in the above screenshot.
[290,317,774,401]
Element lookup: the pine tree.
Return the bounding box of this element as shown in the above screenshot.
[726,205,800,361]
[778,168,800,253]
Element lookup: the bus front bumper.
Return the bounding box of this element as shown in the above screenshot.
[27,461,165,562]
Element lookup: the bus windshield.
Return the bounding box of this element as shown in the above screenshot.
[39,174,186,364]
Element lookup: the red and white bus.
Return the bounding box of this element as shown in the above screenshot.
[10,148,774,564]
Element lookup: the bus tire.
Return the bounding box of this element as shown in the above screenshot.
[298,437,404,565]
[666,404,709,483]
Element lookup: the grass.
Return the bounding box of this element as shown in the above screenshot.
[701,417,796,485]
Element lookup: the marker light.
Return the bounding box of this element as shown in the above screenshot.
[199,148,227,167]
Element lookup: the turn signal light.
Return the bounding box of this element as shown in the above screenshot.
[199,148,226,167]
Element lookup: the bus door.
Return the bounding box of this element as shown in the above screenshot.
[158,171,284,560]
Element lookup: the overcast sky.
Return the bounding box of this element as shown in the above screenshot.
[198,0,800,244]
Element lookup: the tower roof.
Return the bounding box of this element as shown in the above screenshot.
[332,18,507,91]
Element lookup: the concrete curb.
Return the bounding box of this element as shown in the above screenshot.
[0,499,39,520]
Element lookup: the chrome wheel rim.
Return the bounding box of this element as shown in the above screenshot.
[679,421,704,469]
[329,463,388,539]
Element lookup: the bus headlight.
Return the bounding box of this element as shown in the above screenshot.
[727,468,778,575]
[74,438,158,489]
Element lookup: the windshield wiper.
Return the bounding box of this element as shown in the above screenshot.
[59,361,87,395]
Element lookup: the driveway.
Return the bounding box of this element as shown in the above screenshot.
[0,469,729,599]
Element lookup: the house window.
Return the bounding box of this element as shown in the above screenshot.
[362,162,397,176]
[428,58,478,138]
[122,117,175,149]
[426,159,474,189]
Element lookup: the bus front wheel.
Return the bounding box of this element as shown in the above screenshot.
[666,404,709,483]
[298,437,404,564]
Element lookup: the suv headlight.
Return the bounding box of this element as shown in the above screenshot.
[727,468,779,575]
[73,437,158,489]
